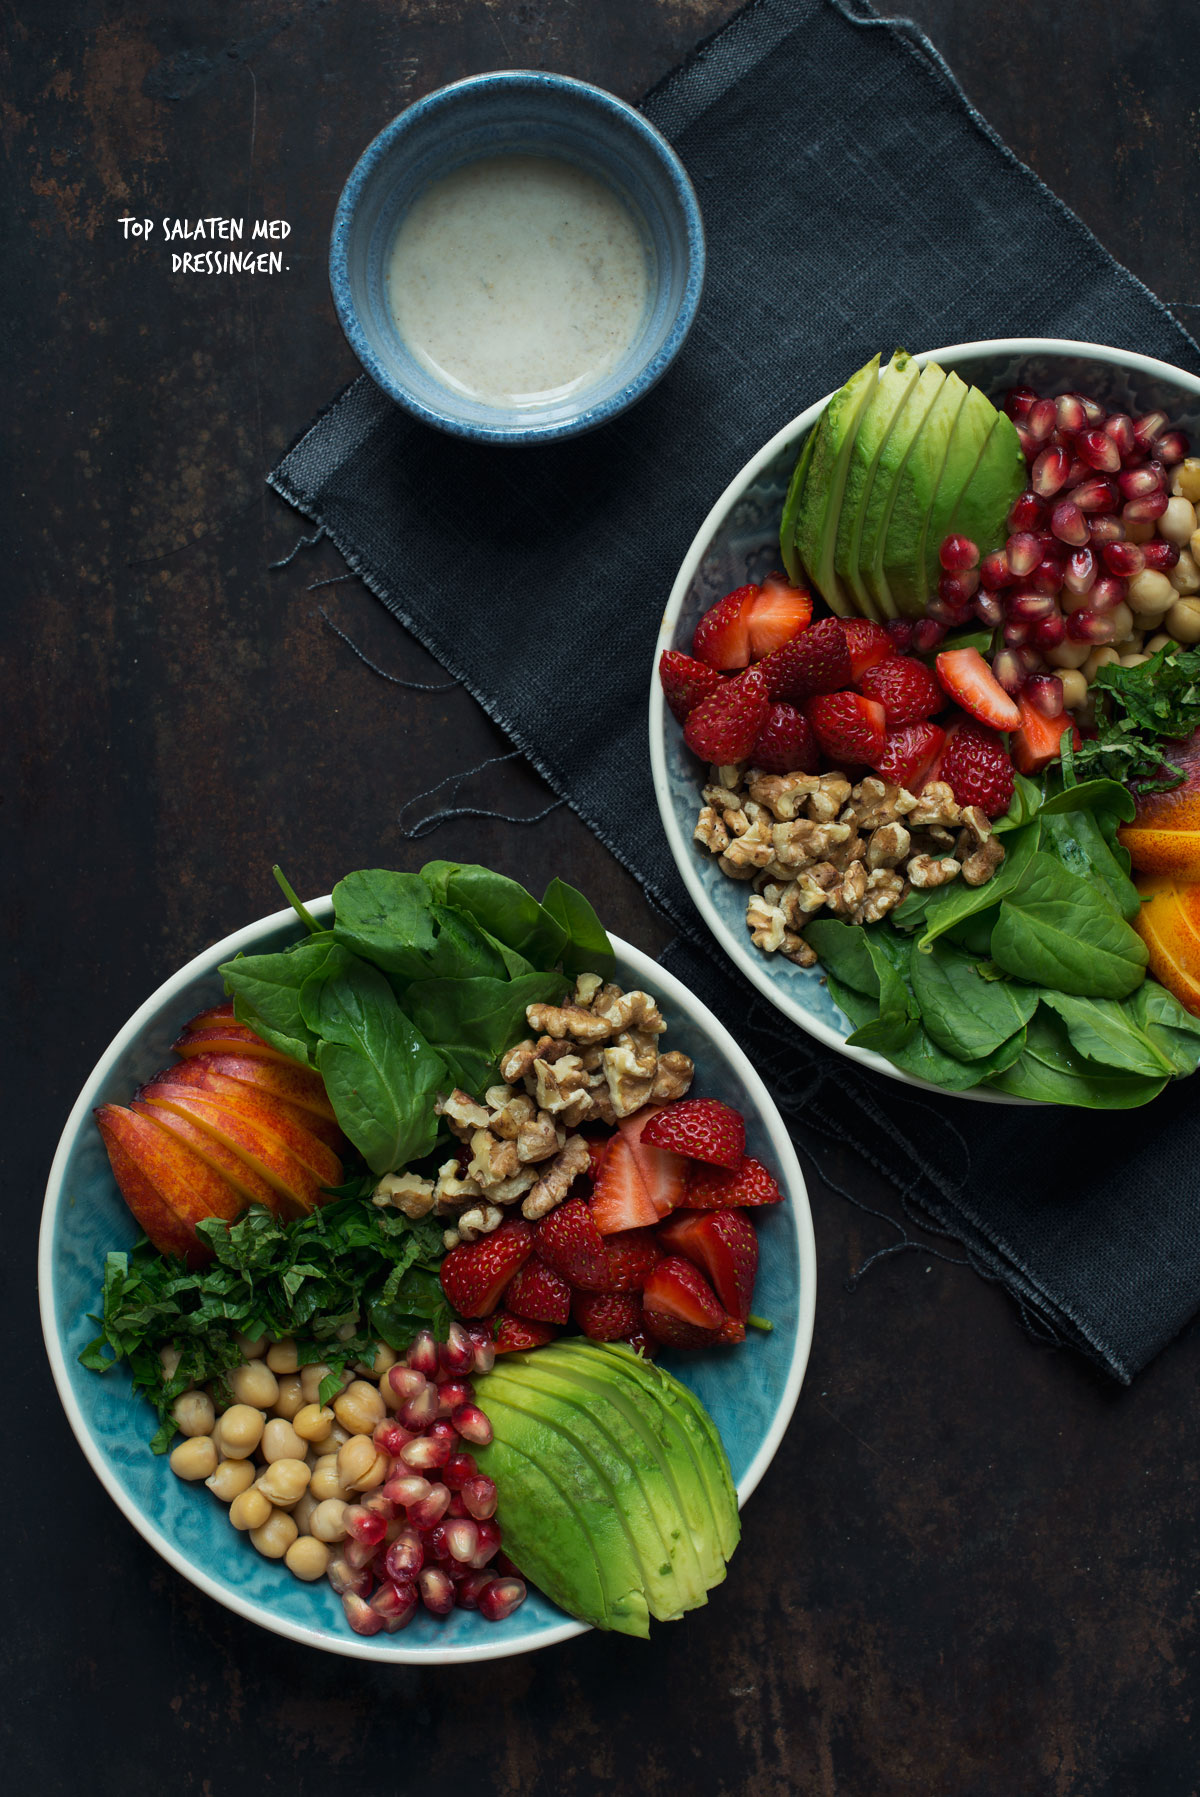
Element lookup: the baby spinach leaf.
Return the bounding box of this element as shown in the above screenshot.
[885,1020,1025,1089]
[989,1008,1167,1107]
[908,937,1037,1060]
[1040,809,1141,921]
[333,869,506,982]
[825,973,878,1031]
[404,971,569,1094]
[989,854,1148,999]
[844,931,917,1053]
[437,864,570,969]
[804,917,882,995]
[916,819,1041,951]
[943,908,998,957]
[220,934,341,1065]
[1039,990,1175,1077]
[995,773,1044,833]
[1039,777,1136,823]
[1126,980,1200,1077]
[541,877,615,979]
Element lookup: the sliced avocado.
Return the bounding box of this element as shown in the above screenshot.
[882,369,969,618]
[793,354,881,616]
[474,1388,652,1637]
[486,1357,712,1618]
[946,406,1026,564]
[780,424,818,584]
[914,382,997,609]
[862,361,947,619]
[834,349,920,622]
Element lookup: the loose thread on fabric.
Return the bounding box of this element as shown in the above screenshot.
[397,751,566,840]
[268,525,326,569]
[318,608,459,692]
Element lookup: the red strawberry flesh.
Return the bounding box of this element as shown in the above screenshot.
[746,574,813,657]
[808,691,887,765]
[940,720,1016,818]
[841,617,893,679]
[534,1196,610,1287]
[935,647,1022,732]
[683,666,770,763]
[873,721,946,790]
[656,1208,759,1322]
[642,1256,726,1330]
[439,1217,533,1317]
[758,615,851,701]
[692,585,755,669]
[639,1097,746,1170]
[687,1155,784,1208]
[503,1256,572,1325]
[615,1106,688,1217]
[659,650,723,723]
[751,703,819,776]
[572,1289,644,1341]
[589,1134,661,1235]
[858,655,944,727]
[492,1311,559,1354]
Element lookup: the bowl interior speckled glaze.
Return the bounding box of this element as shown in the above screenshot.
[40,901,814,1664]
[330,70,705,443]
[650,339,1200,1104]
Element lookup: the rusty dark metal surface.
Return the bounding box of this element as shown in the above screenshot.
[6,4,1200,1792]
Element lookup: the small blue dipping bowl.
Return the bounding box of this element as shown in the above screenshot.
[329,70,705,443]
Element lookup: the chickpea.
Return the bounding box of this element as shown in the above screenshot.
[169,1436,218,1482]
[249,1509,298,1560]
[228,1361,279,1409]
[1146,633,1174,654]
[309,1498,350,1543]
[273,1374,304,1421]
[333,1380,386,1437]
[1046,639,1092,670]
[256,1457,311,1507]
[1169,550,1200,596]
[1159,496,1197,547]
[216,1404,265,1460]
[1083,646,1121,683]
[171,1390,215,1438]
[1191,528,1200,565]
[1126,568,1177,617]
[1173,458,1200,503]
[308,1455,350,1503]
[159,1344,182,1380]
[1166,598,1200,643]
[261,1417,308,1463]
[1106,602,1134,644]
[299,1362,336,1405]
[266,1339,299,1375]
[337,1434,388,1492]
[1124,517,1156,544]
[292,1402,334,1445]
[205,1459,256,1503]
[234,1330,268,1360]
[1060,585,1093,616]
[291,1489,319,1536]
[229,1486,273,1532]
[1121,652,1151,667]
[285,1536,330,1582]
[323,1420,353,1452]
[1059,668,1088,710]
[369,1343,397,1377]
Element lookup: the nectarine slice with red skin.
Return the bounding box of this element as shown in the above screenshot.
[151,1063,345,1156]
[95,1104,244,1264]
[1133,878,1200,1016]
[179,1001,237,1032]
[138,1086,324,1215]
[172,1025,299,1064]
[172,1050,338,1124]
[1121,731,1200,877]
[131,1098,287,1219]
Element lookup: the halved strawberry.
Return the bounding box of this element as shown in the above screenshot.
[751,703,819,776]
[746,573,812,657]
[758,616,851,701]
[595,1230,664,1292]
[439,1217,533,1318]
[534,1196,610,1287]
[659,650,723,722]
[640,1097,745,1170]
[572,1289,644,1341]
[616,1106,688,1217]
[590,1134,661,1235]
[503,1256,572,1325]
[581,1130,612,1182]
[493,1311,559,1354]
[940,720,1016,817]
[656,1209,758,1322]
[1012,691,1083,774]
[693,585,756,669]
[873,720,946,790]
[683,666,770,763]
[858,654,943,726]
[935,647,1022,732]
[808,691,887,766]
[841,617,893,680]
[642,1257,745,1347]
[686,1155,784,1208]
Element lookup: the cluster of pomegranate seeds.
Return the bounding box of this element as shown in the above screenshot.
[328,1322,528,1636]
[935,388,1190,712]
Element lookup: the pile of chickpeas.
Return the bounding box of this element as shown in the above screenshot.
[1048,457,1200,712]
[165,1333,399,1587]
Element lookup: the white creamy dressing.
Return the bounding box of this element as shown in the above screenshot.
[385,154,651,409]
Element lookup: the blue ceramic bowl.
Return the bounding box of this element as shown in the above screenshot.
[40,903,815,1663]
[329,70,705,443]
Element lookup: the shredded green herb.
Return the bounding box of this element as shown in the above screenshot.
[1065,643,1200,793]
[80,1198,450,1452]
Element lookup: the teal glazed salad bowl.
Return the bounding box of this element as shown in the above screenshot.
[40,900,815,1663]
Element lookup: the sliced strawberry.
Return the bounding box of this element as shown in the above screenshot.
[1012,691,1083,775]
[581,1130,612,1182]
[639,1097,745,1170]
[841,617,894,680]
[590,1135,661,1235]
[751,703,819,775]
[873,721,946,789]
[656,1209,758,1322]
[616,1106,688,1217]
[572,1289,644,1341]
[693,585,756,669]
[935,647,1022,732]
[687,1155,784,1208]
[759,616,851,701]
[858,654,943,726]
[659,650,723,723]
[503,1256,572,1325]
[940,720,1015,817]
[808,691,887,765]
[683,666,770,763]
[746,573,812,657]
[534,1196,610,1287]
[439,1217,533,1318]
[492,1311,559,1354]
[642,1258,745,1347]
[600,1230,663,1291]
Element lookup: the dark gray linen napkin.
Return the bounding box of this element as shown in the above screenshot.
[269,0,1200,1380]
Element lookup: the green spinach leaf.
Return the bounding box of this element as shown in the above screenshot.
[908,937,1037,1060]
[541,877,615,979]
[436,864,570,969]
[1040,809,1141,921]
[404,971,569,1094]
[989,1008,1167,1107]
[804,917,881,995]
[1039,990,1176,1077]
[916,819,1041,951]
[990,853,1148,999]
[995,773,1044,833]
[220,934,340,1065]
[844,930,917,1053]
[333,869,506,981]
[1126,980,1200,1077]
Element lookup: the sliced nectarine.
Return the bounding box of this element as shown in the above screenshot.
[1132,878,1200,1016]
[131,1097,286,1218]
[172,1024,299,1063]
[95,1104,243,1263]
[179,1001,237,1032]
[150,1063,345,1159]
[138,1086,324,1215]
[174,1051,338,1125]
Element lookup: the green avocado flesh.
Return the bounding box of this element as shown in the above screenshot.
[473,1340,739,1637]
[863,362,947,618]
[834,349,920,622]
[883,370,968,617]
[793,353,880,616]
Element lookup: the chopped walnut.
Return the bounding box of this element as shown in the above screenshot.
[574,973,603,1007]
[455,1203,504,1244]
[524,1001,613,1043]
[533,1054,592,1117]
[747,891,788,952]
[467,1127,520,1185]
[372,1171,435,1219]
[856,868,906,923]
[432,1159,484,1216]
[961,834,1005,885]
[516,1111,563,1164]
[908,854,961,889]
[694,806,730,854]
[746,770,821,820]
[602,1031,659,1117]
[651,1051,694,1102]
[769,818,852,868]
[484,1087,536,1139]
[906,781,962,828]
[499,1035,574,1084]
[702,782,744,815]
[782,931,818,968]
[436,1089,492,1140]
[826,861,868,916]
[865,821,911,870]
[721,818,775,870]
[592,989,667,1036]
[717,853,760,881]
[842,777,910,831]
[522,1134,590,1220]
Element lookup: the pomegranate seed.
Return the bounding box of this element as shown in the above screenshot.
[973,591,1004,627]
[469,1517,504,1569]
[408,1483,452,1529]
[1078,394,1106,425]
[1065,457,1090,486]
[1077,428,1121,473]
[344,1505,387,1547]
[1102,540,1146,577]
[1056,393,1087,433]
[1049,499,1088,546]
[359,1487,398,1521]
[1006,386,1037,421]
[1157,429,1189,465]
[1031,445,1070,497]
[1025,674,1064,719]
[1066,608,1117,644]
[455,1570,498,1611]
[1088,516,1126,546]
[443,1452,479,1491]
[342,1592,384,1636]
[400,1433,453,1470]
[370,1581,419,1632]
[1003,620,1030,648]
[1088,575,1127,614]
[992,650,1025,695]
[344,1536,379,1571]
[384,1527,424,1581]
[406,1331,440,1378]
[388,1365,428,1403]
[1029,556,1065,596]
[927,595,966,627]
[1026,398,1056,442]
[1133,410,1168,453]
[418,1566,456,1616]
[1070,475,1118,513]
[1006,531,1041,577]
[428,1521,453,1562]
[384,1473,431,1508]
[461,1474,499,1521]
[979,550,1012,590]
[939,567,979,602]
[1143,540,1180,571]
[494,1552,523,1579]
[443,1518,480,1564]
[478,1577,528,1624]
[327,1555,371,1598]
[1124,491,1169,522]
[1014,424,1037,460]
[471,1338,496,1375]
[1103,413,1136,459]
[912,622,946,651]
[429,1419,460,1450]
[1032,613,1066,648]
[374,1421,414,1458]
[452,1404,493,1447]
[438,1322,476,1377]
[939,533,980,571]
[446,1493,467,1517]
[436,1380,474,1418]
[1118,465,1162,499]
[399,1386,440,1431]
[1006,589,1055,622]
[885,620,915,651]
[1008,491,1046,531]
[1063,548,1097,595]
